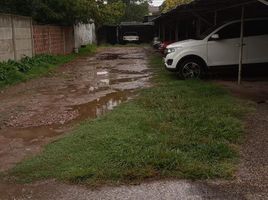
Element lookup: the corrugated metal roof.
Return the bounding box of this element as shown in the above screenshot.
[153,0,259,21]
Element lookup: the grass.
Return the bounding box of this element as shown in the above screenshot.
[9,52,251,185]
[0,44,96,88]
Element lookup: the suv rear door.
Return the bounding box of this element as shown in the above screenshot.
[244,19,268,64]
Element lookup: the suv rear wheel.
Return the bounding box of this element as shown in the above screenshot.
[177,58,205,79]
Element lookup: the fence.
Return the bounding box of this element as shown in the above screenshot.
[0,14,96,62]
[33,25,74,55]
[0,14,33,62]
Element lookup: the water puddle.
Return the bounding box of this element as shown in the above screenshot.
[97,53,119,60]
[0,91,133,143]
[0,127,64,143]
[73,91,132,121]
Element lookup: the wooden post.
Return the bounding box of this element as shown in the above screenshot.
[30,18,34,57]
[63,28,66,54]
[116,26,119,44]
[238,6,245,85]
[48,26,51,54]
[214,11,217,25]
[162,24,165,41]
[11,15,17,60]
[196,18,201,37]
[158,23,161,39]
[169,26,172,40]
[175,22,178,41]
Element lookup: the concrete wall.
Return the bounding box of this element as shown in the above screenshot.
[33,25,74,55]
[74,23,96,48]
[0,14,93,62]
[0,14,33,62]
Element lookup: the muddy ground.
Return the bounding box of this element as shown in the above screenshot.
[0,47,151,172]
[0,47,267,199]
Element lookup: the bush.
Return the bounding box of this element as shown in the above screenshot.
[0,45,96,88]
[0,55,66,86]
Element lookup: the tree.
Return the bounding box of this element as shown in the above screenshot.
[98,1,126,25]
[161,0,192,13]
[122,2,149,22]
[0,0,149,25]
[0,0,101,25]
[106,0,149,22]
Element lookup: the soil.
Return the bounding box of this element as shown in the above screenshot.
[205,80,268,200]
[0,47,151,172]
[0,48,267,199]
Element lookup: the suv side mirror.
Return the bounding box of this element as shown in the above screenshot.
[210,34,220,40]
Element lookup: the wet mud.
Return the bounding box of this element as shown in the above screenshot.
[0,47,151,172]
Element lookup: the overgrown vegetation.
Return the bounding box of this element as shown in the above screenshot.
[0,45,96,88]
[0,0,149,26]
[10,52,250,185]
[161,0,192,13]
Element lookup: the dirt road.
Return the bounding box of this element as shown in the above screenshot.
[0,47,151,172]
[0,47,267,199]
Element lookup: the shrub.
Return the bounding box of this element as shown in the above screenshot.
[0,55,63,86]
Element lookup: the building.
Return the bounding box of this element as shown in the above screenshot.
[153,0,268,42]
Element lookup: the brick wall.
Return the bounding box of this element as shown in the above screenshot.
[0,14,77,62]
[63,27,75,54]
[33,25,74,55]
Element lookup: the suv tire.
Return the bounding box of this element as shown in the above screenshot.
[177,58,205,79]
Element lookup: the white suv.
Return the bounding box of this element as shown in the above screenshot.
[164,18,268,79]
[123,32,140,43]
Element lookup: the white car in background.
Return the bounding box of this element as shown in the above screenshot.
[123,32,140,43]
[164,18,268,79]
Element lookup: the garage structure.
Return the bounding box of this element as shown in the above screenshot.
[154,0,268,42]
[97,21,154,45]
[118,22,154,44]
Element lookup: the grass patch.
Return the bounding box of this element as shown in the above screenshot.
[10,52,251,185]
[0,44,96,88]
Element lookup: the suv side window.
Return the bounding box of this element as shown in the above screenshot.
[216,22,241,39]
[245,20,268,37]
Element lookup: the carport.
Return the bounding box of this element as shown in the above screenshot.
[97,22,154,44]
[118,22,154,43]
[154,0,268,83]
[154,0,268,41]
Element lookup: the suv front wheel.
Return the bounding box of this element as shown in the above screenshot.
[177,58,205,79]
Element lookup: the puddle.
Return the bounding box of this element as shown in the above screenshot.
[73,91,132,121]
[0,47,151,171]
[0,127,64,143]
[0,91,132,145]
[97,53,119,60]
[97,71,109,76]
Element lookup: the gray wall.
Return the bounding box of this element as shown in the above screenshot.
[0,14,33,62]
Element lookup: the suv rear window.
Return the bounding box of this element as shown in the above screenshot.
[245,20,268,37]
